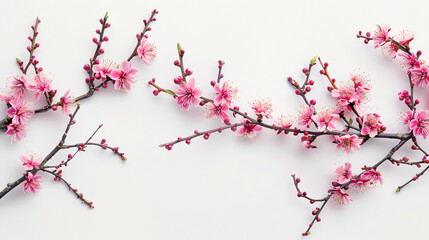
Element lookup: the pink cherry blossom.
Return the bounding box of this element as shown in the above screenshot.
[329,187,350,204]
[9,74,28,98]
[251,98,273,119]
[6,98,34,125]
[314,107,339,132]
[349,176,371,191]
[23,172,42,194]
[93,59,116,80]
[60,90,75,114]
[206,102,230,122]
[297,105,314,128]
[301,136,316,149]
[350,72,370,93]
[334,162,353,184]
[333,134,363,155]
[0,92,14,103]
[5,123,27,142]
[409,109,429,138]
[213,81,237,106]
[400,109,414,132]
[410,63,429,87]
[398,52,418,73]
[237,119,262,139]
[361,113,383,138]
[361,169,383,185]
[275,115,294,129]
[331,84,360,108]
[109,61,138,92]
[395,29,415,46]
[175,78,202,110]
[372,25,391,48]
[137,38,157,64]
[20,153,41,171]
[28,73,54,100]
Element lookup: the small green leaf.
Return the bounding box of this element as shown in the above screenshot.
[15,58,21,63]
[177,43,182,51]
[396,188,400,193]
[165,89,175,95]
[310,56,318,65]
[349,117,353,125]
[104,12,109,19]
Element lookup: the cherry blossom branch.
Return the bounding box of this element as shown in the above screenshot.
[0,10,158,140]
[0,105,125,208]
[127,9,158,62]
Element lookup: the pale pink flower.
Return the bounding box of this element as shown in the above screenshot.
[409,109,429,138]
[400,110,414,132]
[28,73,54,100]
[301,136,315,149]
[297,105,314,128]
[350,72,370,93]
[60,90,75,114]
[251,98,273,119]
[333,134,363,155]
[237,119,262,139]
[395,29,415,46]
[372,25,391,48]
[214,81,237,106]
[349,176,371,191]
[206,102,230,122]
[20,153,41,171]
[361,113,383,138]
[6,98,34,125]
[331,84,360,108]
[109,61,138,92]
[137,38,157,64]
[9,74,28,98]
[275,115,293,129]
[314,107,339,132]
[334,162,353,184]
[24,172,42,194]
[329,187,350,204]
[5,123,27,142]
[0,92,14,103]
[410,63,429,87]
[93,59,116,80]
[361,169,383,185]
[175,78,202,110]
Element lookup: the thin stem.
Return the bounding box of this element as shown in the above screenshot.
[127,10,157,62]
[23,18,40,74]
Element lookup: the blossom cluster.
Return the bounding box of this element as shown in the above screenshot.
[0,11,158,142]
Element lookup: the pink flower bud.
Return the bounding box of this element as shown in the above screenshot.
[295,89,301,95]
[310,99,316,105]
[174,60,180,66]
[210,81,216,86]
[185,68,193,76]
[103,36,109,42]
[174,76,183,84]
[153,90,159,96]
[96,29,101,34]
[105,23,111,28]
[52,105,57,111]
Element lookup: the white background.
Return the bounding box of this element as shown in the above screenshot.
[1,0,429,239]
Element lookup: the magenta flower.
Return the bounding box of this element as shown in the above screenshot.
[213,81,237,106]
[329,187,350,204]
[93,59,116,80]
[206,102,230,122]
[372,25,391,48]
[237,119,262,139]
[410,63,429,87]
[334,162,353,184]
[60,90,75,114]
[28,73,54,100]
[399,52,418,72]
[6,98,34,125]
[137,38,157,64]
[333,134,363,155]
[5,123,27,142]
[314,107,339,132]
[109,61,138,92]
[20,153,41,171]
[176,78,202,110]
[361,169,383,185]
[9,74,28,98]
[297,105,314,128]
[361,113,383,138]
[409,110,429,138]
[251,98,273,119]
[23,172,42,194]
